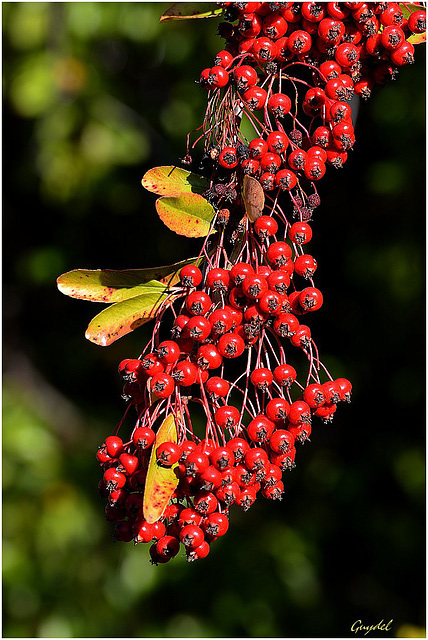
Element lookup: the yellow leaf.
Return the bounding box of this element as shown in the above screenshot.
[143,414,179,523]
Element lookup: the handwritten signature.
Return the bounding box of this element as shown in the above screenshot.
[351,619,393,635]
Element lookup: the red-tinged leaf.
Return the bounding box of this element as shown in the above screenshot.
[408,31,426,44]
[85,290,172,346]
[242,174,265,222]
[160,3,221,22]
[141,165,208,197]
[57,257,197,303]
[156,192,216,238]
[143,413,179,523]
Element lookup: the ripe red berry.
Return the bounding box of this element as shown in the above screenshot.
[219,146,238,169]
[205,376,230,399]
[250,367,273,390]
[299,286,324,312]
[156,441,181,466]
[150,373,175,398]
[180,264,202,288]
[217,332,246,358]
[266,397,290,423]
[242,86,268,110]
[234,64,259,90]
[197,344,223,370]
[214,405,241,429]
[104,435,123,458]
[254,215,278,238]
[268,92,292,117]
[289,222,313,245]
[247,414,275,443]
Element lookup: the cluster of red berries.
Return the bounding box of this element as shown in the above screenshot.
[96,2,424,564]
[197,1,424,200]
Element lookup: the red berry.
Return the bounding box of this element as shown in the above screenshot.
[219,146,238,169]
[267,92,292,117]
[150,373,175,398]
[179,524,205,548]
[299,286,323,312]
[214,405,241,429]
[197,344,223,370]
[217,332,246,358]
[104,435,123,458]
[266,397,290,423]
[289,222,313,245]
[247,414,275,443]
[254,215,278,238]
[250,367,273,390]
[180,264,202,288]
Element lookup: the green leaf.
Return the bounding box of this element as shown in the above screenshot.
[399,3,425,19]
[141,165,208,197]
[85,290,172,346]
[160,3,222,22]
[57,257,197,303]
[408,31,426,44]
[156,192,216,237]
[143,413,179,524]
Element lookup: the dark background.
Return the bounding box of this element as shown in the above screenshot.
[3,3,425,638]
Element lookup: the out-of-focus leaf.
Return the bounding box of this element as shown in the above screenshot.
[407,31,426,44]
[143,413,179,523]
[141,165,208,197]
[160,3,221,22]
[156,192,216,237]
[242,174,265,222]
[399,3,425,19]
[57,257,196,302]
[85,290,171,346]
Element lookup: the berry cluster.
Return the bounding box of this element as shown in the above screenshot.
[196,1,423,201]
[96,2,425,564]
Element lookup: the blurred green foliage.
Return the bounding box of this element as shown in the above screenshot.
[3,3,426,638]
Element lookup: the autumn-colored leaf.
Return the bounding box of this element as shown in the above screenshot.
[160,3,221,22]
[141,165,208,197]
[242,174,265,222]
[85,290,172,346]
[156,192,216,238]
[408,31,426,44]
[143,413,179,523]
[57,257,197,303]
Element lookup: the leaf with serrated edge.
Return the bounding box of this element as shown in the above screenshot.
[57,257,197,303]
[143,414,179,523]
[141,166,208,197]
[85,290,171,346]
[243,174,265,222]
[156,192,216,238]
[160,3,221,21]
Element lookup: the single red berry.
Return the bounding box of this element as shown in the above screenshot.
[157,340,181,365]
[244,447,269,472]
[214,49,233,68]
[247,414,275,443]
[179,524,205,548]
[199,465,222,491]
[242,86,268,110]
[273,363,297,387]
[252,36,277,62]
[254,215,278,239]
[288,400,312,425]
[234,64,259,90]
[273,312,300,337]
[235,486,257,510]
[193,490,219,515]
[269,428,295,454]
[242,274,269,299]
[118,453,139,475]
[270,447,296,471]
[227,437,250,462]
[156,441,181,466]
[156,535,180,559]
[266,130,289,154]
[205,376,230,400]
[267,241,292,267]
[289,222,313,245]
[250,367,274,390]
[237,11,262,38]
[275,168,297,190]
[230,261,255,285]
[150,373,175,398]
[186,291,212,316]
[290,324,312,348]
[263,12,288,38]
[219,146,239,169]
[104,435,123,458]
[288,149,308,171]
[408,10,426,33]
[249,137,269,159]
[303,383,326,408]
[217,332,246,358]
[172,360,198,386]
[336,377,352,402]
[294,254,317,278]
[267,269,290,294]
[203,512,229,537]
[180,264,202,288]
[266,397,290,423]
[258,290,283,315]
[214,405,241,430]
[299,286,323,312]
[267,92,292,117]
[216,481,241,506]
[184,451,210,477]
[197,344,223,370]
[103,467,127,492]
[142,353,164,376]
[287,29,312,54]
[205,268,230,292]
